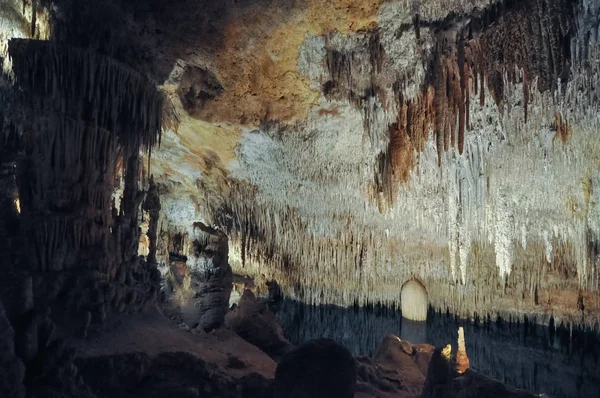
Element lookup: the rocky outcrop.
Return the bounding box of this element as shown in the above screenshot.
[0,299,95,398]
[423,345,537,398]
[163,222,232,331]
[76,351,271,398]
[187,223,232,331]
[273,338,356,398]
[142,176,161,265]
[225,289,291,360]
[370,334,430,396]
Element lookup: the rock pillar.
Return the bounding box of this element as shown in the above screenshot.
[8,39,163,330]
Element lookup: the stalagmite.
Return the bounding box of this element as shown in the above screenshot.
[456,326,470,374]
[401,280,428,322]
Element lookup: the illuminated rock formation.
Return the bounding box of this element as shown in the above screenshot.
[456,326,470,374]
[401,279,429,321]
[162,222,233,331]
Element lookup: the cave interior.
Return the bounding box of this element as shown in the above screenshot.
[0,0,599,397]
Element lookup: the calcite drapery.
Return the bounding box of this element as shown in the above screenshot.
[203,0,600,331]
[8,39,163,329]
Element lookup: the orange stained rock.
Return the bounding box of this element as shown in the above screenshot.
[553,112,572,144]
[198,0,384,126]
[456,326,470,374]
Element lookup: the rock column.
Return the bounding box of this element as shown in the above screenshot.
[8,39,163,331]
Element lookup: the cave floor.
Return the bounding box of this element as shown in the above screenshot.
[70,309,277,379]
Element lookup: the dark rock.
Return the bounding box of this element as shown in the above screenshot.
[19,276,34,313]
[0,302,26,398]
[422,345,537,398]
[453,370,538,398]
[77,350,271,398]
[225,289,291,360]
[273,338,356,398]
[226,354,246,369]
[17,311,42,360]
[80,311,91,338]
[355,357,403,393]
[373,333,424,395]
[422,345,456,398]
[415,349,434,377]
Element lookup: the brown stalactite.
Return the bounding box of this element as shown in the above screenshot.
[457,29,466,155]
[553,112,572,144]
[374,0,577,193]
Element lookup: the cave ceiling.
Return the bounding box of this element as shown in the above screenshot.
[2,0,600,327]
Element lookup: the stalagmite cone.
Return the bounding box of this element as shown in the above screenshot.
[401,280,428,322]
[456,326,470,374]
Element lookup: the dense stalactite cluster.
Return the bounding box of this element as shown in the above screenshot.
[9,39,164,151]
[319,0,582,212]
[6,39,163,331]
[204,0,600,331]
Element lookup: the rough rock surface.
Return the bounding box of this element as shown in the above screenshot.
[187,224,233,331]
[163,222,233,331]
[273,338,357,398]
[140,0,599,329]
[76,352,271,398]
[225,289,291,360]
[1,0,600,335]
[423,345,537,398]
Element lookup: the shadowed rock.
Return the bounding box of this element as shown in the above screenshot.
[273,338,356,398]
[423,344,537,398]
[225,289,291,360]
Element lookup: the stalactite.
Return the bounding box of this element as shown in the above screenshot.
[9,39,163,326]
[8,39,164,152]
[457,29,466,155]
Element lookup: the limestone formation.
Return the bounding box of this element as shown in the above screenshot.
[225,289,291,360]
[7,39,163,328]
[401,279,429,321]
[456,327,470,374]
[0,1,599,396]
[163,222,233,331]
